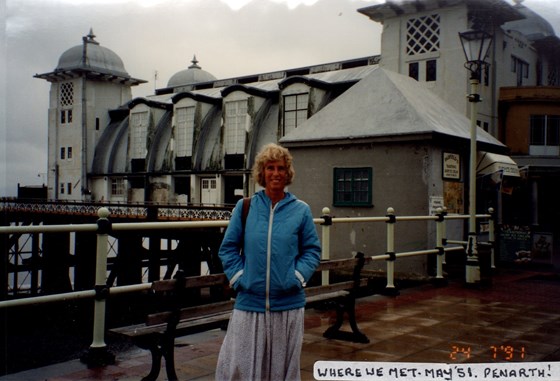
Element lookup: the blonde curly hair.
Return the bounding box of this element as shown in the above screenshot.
[252,143,295,188]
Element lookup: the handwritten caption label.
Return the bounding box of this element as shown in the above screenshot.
[313,361,560,381]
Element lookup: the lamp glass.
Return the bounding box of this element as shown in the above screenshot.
[459,30,492,64]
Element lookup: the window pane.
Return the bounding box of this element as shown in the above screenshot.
[547,116,560,146]
[296,110,307,124]
[283,94,308,136]
[225,100,247,154]
[130,112,148,158]
[409,62,419,81]
[334,168,372,206]
[426,60,437,82]
[296,94,308,109]
[176,106,195,156]
[284,96,297,111]
[530,115,545,145]
[284,112,296,134]
[523,62,529,78]
[111,178,124,196]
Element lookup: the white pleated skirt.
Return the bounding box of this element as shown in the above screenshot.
[215,307,305,381]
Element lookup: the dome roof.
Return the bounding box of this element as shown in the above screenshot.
[167,56,217,87]
[56,30,129,76]
[505,1,555,41]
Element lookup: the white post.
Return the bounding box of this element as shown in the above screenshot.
[385,207,397,295]
[82,207,115,367]
[321,207,331,286]
[442,207,448,265]
[488,207,496,269]
[434,208,447,286]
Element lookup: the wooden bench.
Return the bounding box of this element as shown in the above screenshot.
[109,252,370,381]
[110,271,232,381]
[305,251,370,344]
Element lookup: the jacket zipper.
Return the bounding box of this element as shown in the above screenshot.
[265,203,276,311]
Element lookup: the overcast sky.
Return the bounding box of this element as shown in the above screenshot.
[1,0,559,197]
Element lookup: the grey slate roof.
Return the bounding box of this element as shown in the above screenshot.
[280,67,505,149]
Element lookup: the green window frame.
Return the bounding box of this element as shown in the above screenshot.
[333,167,372,206]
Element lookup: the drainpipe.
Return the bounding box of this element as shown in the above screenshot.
[531,178,539,226]
[54,164,59,199]
[81,35,88,200]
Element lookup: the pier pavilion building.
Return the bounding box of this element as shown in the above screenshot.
[33,0,560,269]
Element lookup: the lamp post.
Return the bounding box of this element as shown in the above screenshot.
[458,30,492,285]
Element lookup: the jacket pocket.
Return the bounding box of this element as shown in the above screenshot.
[295,270,306,287]
[230,269,244,290]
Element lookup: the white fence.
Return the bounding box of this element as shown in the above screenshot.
[0,206,494,366]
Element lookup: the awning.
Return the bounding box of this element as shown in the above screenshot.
[477,152,520,177]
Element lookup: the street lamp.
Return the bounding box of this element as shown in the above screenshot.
[458,29,492,285]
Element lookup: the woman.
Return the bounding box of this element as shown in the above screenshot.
[216,143,321,381]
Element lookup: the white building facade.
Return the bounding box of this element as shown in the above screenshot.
[358,0,559,137]
[35,30,146,201]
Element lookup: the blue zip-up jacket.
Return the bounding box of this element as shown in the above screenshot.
[219,190,321,312]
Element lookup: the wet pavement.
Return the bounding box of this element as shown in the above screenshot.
[2,266,560,381]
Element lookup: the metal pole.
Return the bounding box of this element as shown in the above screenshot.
[466,78,481,285]
[82,207,115,367]
[321,207,331,286]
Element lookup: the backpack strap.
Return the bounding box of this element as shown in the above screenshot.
[240,197,251,254]
[242,197,251,230]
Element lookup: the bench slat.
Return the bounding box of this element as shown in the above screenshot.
[112,311,232,338]
[146,299,235,326]
[110,323,151,337]
[149,256,370,293]
[315,256,372,272]
[305,278,368,298]
[306,290,349,304]
[148,277,367,326]
[176,311,232,332]
[152,273,228,292]
[316,259,359,271]
[305,281,355,298]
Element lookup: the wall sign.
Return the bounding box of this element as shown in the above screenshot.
[443,152,461,180]
[429,196,444,215]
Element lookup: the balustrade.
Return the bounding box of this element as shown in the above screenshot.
[0,205,495,367]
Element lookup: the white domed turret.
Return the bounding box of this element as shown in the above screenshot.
[167,56,217,87]
[35,29,145,85]
[505,0,556,41]
[34,29,146,201]
[56,30,129,76]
